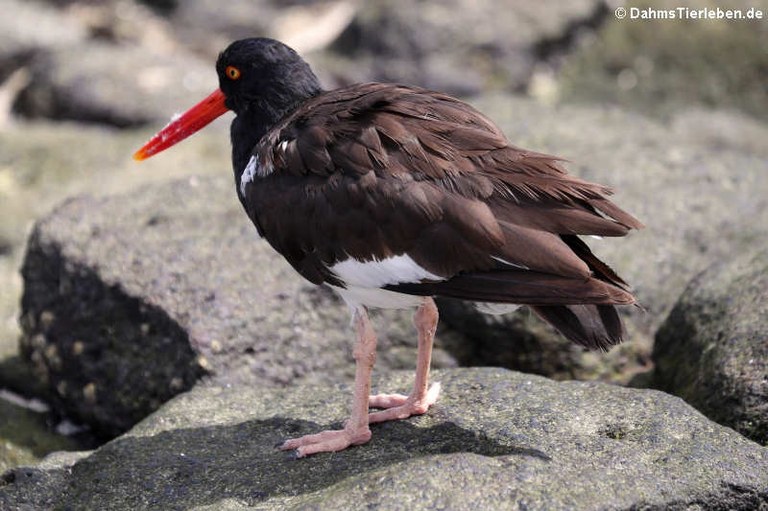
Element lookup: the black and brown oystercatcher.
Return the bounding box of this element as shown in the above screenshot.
[134,38,643,458]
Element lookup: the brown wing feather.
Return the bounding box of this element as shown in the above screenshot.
[386,269,635,305]
[245,82,641,309]
[530,305,625,350]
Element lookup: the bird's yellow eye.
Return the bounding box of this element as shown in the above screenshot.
[225,65,241,80]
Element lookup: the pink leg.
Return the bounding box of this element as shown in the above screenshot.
[278,306,375,457]
[368,297,441,423]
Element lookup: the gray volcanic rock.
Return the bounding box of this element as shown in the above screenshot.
[0,0,85,72]
[17,41,216,127]
[654,248,768,445]
[0,120,229,397]
[438,95,768,383]
[18,175,461,437]
[2,368,767,510]
[329,0,605,95]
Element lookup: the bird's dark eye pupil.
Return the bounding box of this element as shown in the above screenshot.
[226,66,241,80]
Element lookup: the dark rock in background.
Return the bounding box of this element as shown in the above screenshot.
[4,0,767,126]
[2,368,767,510]
[0,120,230,396]
[169,0,276,57]
[329,0,606,95]
[2,0,616,124]
[18,176,462,437]
[20,222,206,437]
[16,42,216,127]
[0,0,217,127]
[0,0,85,76]
[654,248,768,445]
[0,121,233,463]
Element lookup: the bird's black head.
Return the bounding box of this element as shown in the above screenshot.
[216,38,323,118]
[133,38,322,163]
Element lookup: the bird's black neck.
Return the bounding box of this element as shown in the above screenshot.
[230,84,322,203]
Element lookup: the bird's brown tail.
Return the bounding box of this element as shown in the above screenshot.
[530,303,625,351]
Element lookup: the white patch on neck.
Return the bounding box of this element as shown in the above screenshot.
[331,254,444,289]
[240,156,258,196]
[239,155,273,196]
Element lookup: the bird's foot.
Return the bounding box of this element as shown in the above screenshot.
[276,382,440,458]
[278,426,372,458]
[367,382,441,424]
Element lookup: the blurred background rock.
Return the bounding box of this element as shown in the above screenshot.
[0,0,766,469]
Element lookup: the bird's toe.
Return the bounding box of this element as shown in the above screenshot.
[277,426,372,458]
[367,382,441,424]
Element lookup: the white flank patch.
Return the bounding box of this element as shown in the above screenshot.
[331,254,444,288]
[474,302,521,315]
[330,285,425,310]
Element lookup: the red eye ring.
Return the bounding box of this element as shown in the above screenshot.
[225,65,241,80]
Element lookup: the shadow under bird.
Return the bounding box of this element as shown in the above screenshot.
[134,37,643,458]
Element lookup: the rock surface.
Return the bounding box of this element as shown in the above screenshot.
[2,368,767,510]
[18,175,462,437]
[0,121,228,397]
[654,248,768,445]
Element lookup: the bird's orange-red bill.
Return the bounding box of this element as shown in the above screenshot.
[133,88,229,161]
